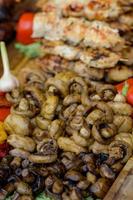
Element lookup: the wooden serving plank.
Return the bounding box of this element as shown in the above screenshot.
[104,157,133,200]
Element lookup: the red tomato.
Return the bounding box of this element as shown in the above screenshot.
[16,12,35,44]
[0,107,10,121]
[0,93,11,121]
[127,86,133,106]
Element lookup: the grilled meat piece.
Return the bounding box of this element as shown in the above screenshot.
[32,14,124,50]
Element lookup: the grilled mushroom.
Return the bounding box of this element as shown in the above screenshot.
[107,140,132,165]
[92,122,117,144]
[29,139,58,164]
[52,179,64,194]
[7,134,36,152]
[24,86,45,109]
[58,137,86,154]
[49,119,65,139]
[1,68,133,200]
[89,141,109,154]
[4,114,30,136]
[9,149,30,159]
[15,181,32,195]
[108,102,133,116]
[65,170,83,182]
[6,88,23,104]
[35,116,51,130]
[96,84,117,101]
[100,164,115,179]
[106,65,133,83]
[89,178,111,198]
[115,133,133,150]
[41,95,59,120]
[11,98,37,118]
[113,115,133,133]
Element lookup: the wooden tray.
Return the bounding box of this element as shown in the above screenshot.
[104,157,133,200]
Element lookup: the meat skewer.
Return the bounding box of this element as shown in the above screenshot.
[41,40,121,69]
[41,0,133,21]
[32,14,124,50]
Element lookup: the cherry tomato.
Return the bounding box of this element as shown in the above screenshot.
[16,12,35,44]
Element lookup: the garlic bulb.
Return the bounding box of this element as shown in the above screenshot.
[0,42,19,92]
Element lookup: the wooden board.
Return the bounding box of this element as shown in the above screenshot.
[104,157,133,200]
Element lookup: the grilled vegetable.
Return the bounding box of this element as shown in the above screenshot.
[116,78,133,106]
[16,12,35,44]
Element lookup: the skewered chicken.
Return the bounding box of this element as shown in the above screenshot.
[41,0,133,21]
[106,65,133,83]
[41,41,121,68]
[36,54,132,83]
[32,15,124,50]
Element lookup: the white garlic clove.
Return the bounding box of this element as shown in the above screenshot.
[0,73,19,92]
[0,41,19,92]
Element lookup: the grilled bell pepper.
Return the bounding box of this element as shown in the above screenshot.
[0,107,10,121]
[116,78,133,106]
[0,92,11,121]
